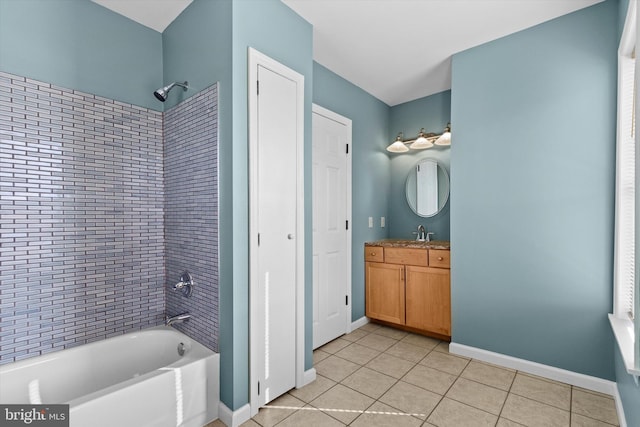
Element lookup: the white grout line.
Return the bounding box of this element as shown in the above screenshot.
[262,405,426,417]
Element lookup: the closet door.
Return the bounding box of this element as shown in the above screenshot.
[249,47,306,413]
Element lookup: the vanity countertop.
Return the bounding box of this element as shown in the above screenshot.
[365,239,450,250]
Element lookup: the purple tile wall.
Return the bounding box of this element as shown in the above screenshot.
[163,84,219,352]
[0,72,166,364]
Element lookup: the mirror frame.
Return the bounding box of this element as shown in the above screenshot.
[405,158,450,218]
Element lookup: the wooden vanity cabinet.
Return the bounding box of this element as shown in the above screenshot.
[365,262,405,324]
[365,245,450,339]
[405,265,450,336]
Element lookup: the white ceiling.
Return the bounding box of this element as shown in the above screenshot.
[91,0,193,33]
[93,0,603,106]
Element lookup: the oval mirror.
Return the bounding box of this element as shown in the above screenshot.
[405,159,450,217]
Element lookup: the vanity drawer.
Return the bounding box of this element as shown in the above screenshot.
[365,246,384,262]
[385,248,428,266]
[429,249,450,268]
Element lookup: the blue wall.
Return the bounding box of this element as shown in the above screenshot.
[313,62,390,322]
[162,0,238,409]
[451,0,617,380]
[388,91,451,241]
[165,0,314,411]
[0,0,163,111]
[614,0,640,424]
[230,0,313,409]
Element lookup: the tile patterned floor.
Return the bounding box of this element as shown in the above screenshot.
[208,323,620,427]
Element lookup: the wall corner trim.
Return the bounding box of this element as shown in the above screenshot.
[218,402,251,427]
[450,343,624,425]
[302,368,317,387]
[613,384,628,427]
[351,316,370,331]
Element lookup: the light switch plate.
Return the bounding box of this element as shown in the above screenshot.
[368,217,373,228]
[381,217,385,227]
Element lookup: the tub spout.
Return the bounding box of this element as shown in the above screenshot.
[166,313,192,326]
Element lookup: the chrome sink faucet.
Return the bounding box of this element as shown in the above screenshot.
[416,225,426,242]
[166,312,192,326]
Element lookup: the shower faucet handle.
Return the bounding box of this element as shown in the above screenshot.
[172,271,194,298]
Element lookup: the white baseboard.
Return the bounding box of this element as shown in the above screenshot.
[301,367,316,387]
[450,342,626,425]
[351,316,369,331]
[612,385,628,427]
[450,343,617,395]
[218,401,251,427]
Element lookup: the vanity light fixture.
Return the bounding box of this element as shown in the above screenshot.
[410,128,434,150]
[434,123,451,146]
[387,132,410,153]
[386,123,452,153]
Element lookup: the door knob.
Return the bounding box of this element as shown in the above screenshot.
[287,234,295,240]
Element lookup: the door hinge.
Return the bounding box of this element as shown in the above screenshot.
[346,143,349,154]
[258,381,260,395]
[257,80,259,95]
[346,220,349,230]
[345,295,348,305]
[258,233,260,246]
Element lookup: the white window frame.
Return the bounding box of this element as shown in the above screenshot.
[609,0,640,381]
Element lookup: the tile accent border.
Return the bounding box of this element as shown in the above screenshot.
[450,342,625,426]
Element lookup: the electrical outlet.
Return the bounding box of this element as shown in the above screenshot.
[368,217,373,228]
[381,217,386,227]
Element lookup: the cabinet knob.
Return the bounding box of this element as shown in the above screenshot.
[370,252,376,256]
[438,257,443,261]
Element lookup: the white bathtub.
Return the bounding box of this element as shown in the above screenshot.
[0,326,219,427]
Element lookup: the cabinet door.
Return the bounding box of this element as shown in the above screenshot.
[365,262,405,325]
[405,266,450,335]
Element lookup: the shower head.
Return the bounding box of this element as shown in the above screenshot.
[153,81,189,102]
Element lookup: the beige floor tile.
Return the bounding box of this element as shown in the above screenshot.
[446,377,508,415]
[510,372,571,410]
[571,389,619,425]
[573,387,615,400]
[313,349,331,365]
[288,374,336,403]
[427,397,498,427]
[334,342,380,365]
[497,418,527,427]
[356,333,398,351]
[434,341,450,353]
[366,352,416,379]
[239,419,261,427]
[384,341,430,363]
[358,323,381,333]
[341,328,369,342]
[401,364,457,395]
[501,394,570,427]
[341,366,397,399]
[274,405,345,427]
[571,413,618,427]
[378,380,442,420]
[350,401,423,427]
[371,325,409,340]
[204,420,229,427]
[460,360,516,391]
[318,337,351,354]
[309,383,374,424]
[420,350,470,375]
[400,333,440,350]
[315,354,360,382]
[253,394,305,427]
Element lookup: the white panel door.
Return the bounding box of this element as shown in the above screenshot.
[312,106,351,349]
[256,64,297,404]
